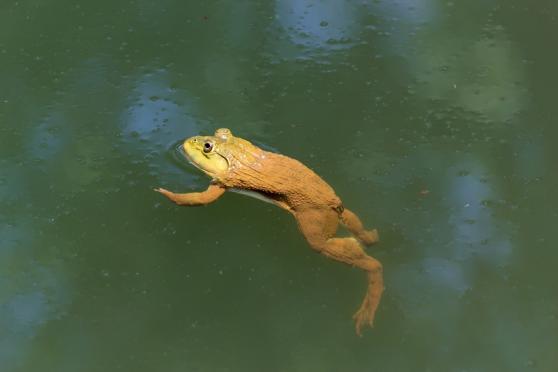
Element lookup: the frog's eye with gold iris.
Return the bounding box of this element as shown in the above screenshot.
[203,141,214,153]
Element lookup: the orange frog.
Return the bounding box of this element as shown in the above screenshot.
[155,128,383,335]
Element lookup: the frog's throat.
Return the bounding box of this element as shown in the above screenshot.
[183,147,228,178]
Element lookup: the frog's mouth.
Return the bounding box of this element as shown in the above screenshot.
[181,145,196,166]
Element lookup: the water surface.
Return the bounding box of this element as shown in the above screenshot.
[1,0,557,371]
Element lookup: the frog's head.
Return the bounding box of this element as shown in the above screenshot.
[184,128,260,180]
[182,128,232,178]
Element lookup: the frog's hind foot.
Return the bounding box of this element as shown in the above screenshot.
[340,208,379,246]
[316,236,383,336]
[359,228,379,246]
[352,286,379,336]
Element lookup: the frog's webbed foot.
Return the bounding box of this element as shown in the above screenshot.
[352,274,380,336]
[295,208,384,336]
[340,208,379,246]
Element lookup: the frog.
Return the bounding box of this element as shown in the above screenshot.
[155,128,383,336]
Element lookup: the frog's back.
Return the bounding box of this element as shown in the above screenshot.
[222,149,342,211]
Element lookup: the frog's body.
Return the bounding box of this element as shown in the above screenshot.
[155,128,383,335]
[221,151,341,212]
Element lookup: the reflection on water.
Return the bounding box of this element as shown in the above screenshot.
[411,18,527,122]
[446,158,512,262]
[1,221,70,371]
[123,69,197,141]
[275,0,360,51]
[28,114,66,162]
[1,0,558,371]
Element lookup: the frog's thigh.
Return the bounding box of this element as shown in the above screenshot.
[294,208,339,249]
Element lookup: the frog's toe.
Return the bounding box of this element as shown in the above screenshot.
[352,303,375,336]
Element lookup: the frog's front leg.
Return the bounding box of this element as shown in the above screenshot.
[154,183,226,206]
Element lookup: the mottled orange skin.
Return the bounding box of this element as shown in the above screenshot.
[155,128,383,335]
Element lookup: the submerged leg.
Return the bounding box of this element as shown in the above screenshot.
[340,208,379,246]
[154,183,226,206]
[295,208,384,336]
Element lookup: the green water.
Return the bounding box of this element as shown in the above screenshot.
[1,0,557,371]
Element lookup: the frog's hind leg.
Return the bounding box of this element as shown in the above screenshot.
[340,208,379,246]
[295,208,384,336]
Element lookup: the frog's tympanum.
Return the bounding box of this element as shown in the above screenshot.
[155,128,383,335]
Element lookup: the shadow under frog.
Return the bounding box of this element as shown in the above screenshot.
[155,128,383,336]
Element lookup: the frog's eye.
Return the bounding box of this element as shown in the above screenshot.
[203,141,214,153]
